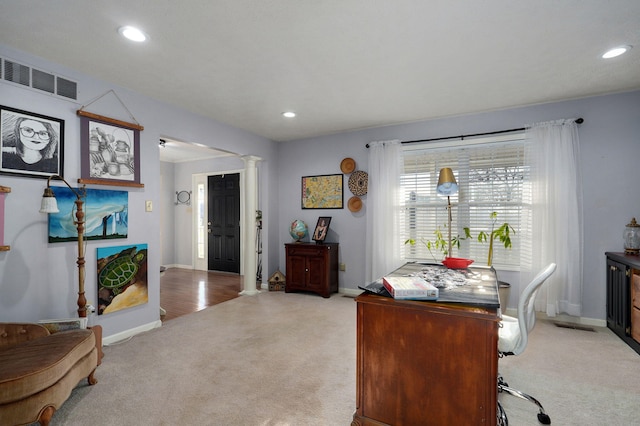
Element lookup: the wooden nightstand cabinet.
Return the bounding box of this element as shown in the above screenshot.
[285,243,338,298]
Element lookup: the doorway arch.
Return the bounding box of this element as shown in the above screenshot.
[159,138,262,294]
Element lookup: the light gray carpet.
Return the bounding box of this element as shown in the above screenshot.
[47,291,640,425]
[50,292,356,425]
[498,318,640,425]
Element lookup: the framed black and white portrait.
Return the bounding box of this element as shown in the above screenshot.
[0,105,64,179]
[312,216,332,242]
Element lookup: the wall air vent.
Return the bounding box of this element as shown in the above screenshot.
[4,60,30,86]
[56,76,77,99]
[1,57,78,100]
[32,68,55,93]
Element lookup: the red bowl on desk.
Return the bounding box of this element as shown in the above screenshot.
[442,257,474,269]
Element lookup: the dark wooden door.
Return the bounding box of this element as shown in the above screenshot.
[208,174,240,273]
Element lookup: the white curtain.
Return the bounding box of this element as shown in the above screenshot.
[522,120,583,316]
[365,140,404,283]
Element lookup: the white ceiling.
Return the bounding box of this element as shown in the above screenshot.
[1,1,639,146]
[158,138,235,163]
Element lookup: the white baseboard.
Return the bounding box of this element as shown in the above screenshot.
[102,290,605,346]
[103,320,162,346]
[163,263,192,270]
[502,309,607,328]
[341,289,607,327]
[340,287,364,297]
[541,312,607,328]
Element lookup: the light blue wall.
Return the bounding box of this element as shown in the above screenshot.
[1,42,638,331]
[0,44,277,338]
[160,161,175,266]
[278,90,640,321]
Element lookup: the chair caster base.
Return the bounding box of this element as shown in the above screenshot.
[537,412,551,424]
[497,401,508,425]
[498,377,551,425]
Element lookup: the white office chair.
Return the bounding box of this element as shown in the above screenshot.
[497,263,557,426]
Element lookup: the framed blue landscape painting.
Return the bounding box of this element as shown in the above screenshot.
[47,187,128,243]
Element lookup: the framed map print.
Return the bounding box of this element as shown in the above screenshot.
[301,174,343,209]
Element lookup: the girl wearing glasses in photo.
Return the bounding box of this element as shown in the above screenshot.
[2,116,59,173]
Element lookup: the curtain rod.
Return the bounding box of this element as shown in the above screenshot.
[365,118,584,148]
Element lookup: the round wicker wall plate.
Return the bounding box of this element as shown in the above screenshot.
[340,157,356,174]
[348,196,362,212]
[348,170,368,196]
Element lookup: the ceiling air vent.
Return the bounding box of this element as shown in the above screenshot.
[4,60,30,86]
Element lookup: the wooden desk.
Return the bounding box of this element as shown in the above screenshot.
[352,264,500,426]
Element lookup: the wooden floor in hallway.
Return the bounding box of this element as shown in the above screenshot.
[160,267,242,321]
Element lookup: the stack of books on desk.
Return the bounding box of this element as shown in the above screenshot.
[382,276,438,300]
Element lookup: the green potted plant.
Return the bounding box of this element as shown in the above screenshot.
[464,212,515,312]
[405,212,514,266]
[405,225,463,263]
[463,211,515,267]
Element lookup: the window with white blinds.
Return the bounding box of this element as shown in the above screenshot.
[399,133,530,270]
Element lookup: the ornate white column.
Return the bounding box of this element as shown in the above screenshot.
[240,155,261,296]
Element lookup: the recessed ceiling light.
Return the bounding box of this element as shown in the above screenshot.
[602,45,632,59]
[282,111,296,118]
[118,26,148,42]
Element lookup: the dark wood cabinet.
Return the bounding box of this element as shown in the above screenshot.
[285,243,338,298]
[352,293,499,426]
[605,252,640,355]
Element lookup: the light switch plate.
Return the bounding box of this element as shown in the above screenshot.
[145,200,153,212]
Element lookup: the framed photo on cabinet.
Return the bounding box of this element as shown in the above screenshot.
[313,216,331,242]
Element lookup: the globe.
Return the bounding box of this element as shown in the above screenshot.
[289,219,308,241]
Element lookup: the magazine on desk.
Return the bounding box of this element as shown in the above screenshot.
[382,276,439,300]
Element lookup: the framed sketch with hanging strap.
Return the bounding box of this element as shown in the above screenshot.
[77,90,144,188]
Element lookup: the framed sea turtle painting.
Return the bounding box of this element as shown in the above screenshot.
[96,243,148,315]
